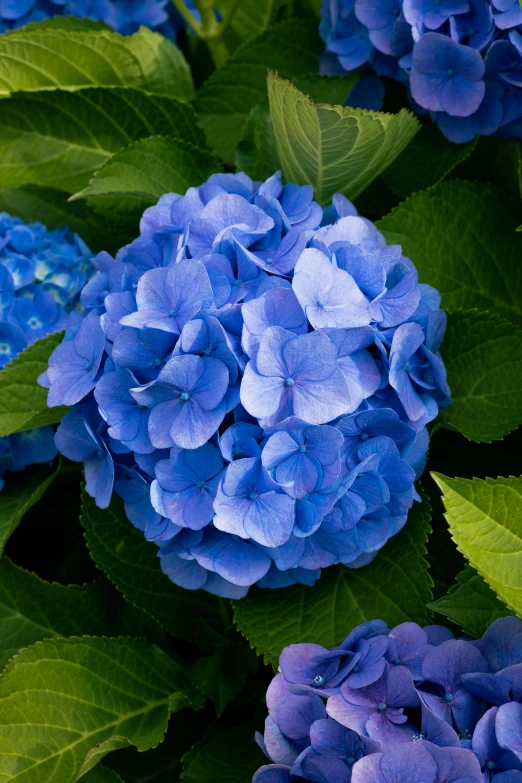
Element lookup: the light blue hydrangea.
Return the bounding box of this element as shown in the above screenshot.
[44,171,450,598]
[0,212,92,489]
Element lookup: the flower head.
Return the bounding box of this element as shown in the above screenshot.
[45,172,448,597]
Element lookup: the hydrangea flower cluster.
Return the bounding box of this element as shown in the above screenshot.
[43,170,450,598]
[0,0,196,39]
[320,0,522,143]
[254,616,522,783]
[0,212,92,489]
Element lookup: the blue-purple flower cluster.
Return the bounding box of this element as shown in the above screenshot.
[320,0,522,143]
[0,0,196,39]
[43,171,449,598]
[254,616,522,783]
[0,212,92,489]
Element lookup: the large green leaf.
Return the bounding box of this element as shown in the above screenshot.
[234,498,432,666]
[382,122,477,198]
[72,137,220,232]
[378,181,522,326]
[195,19,322,164]
[0,636,200,782]
[0,463,59,556]
[181,724,265,783]
[0,558,110,669]
[267,72,419,205]
[0,87,204,193]
[0,332,67,436]
[81,491,225,642]
[0,185,133,255]
[235,73,358,180]
[453,137,522,201]
[432,474,522,619]
[430,564,514,637]
[0,26,194,100]
[437,310,522,442]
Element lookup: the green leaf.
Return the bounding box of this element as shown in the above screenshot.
[191,645,257,717]
[0,185,133,255]
[0,87,204,193]
[81,491,225,642]
[0,636,200,782]
[0,463,58,556]
[215,0,291,43]
[235,73,358,180]
[20,17,112,33]
[82,766,125,783]
[382,122,477,198]
[181,723,265,783]
[377,181,522,326]
[195,19,323,164]
[453,137,522,201]
[0,558,112,669]
[429,564,514,637]
[0,332,68,436]
[437,310,522,442]
[72,137,220,233]
[267,72,419,205]
[0,26,194,100]
[432,473,522,619]
[234,497,432,666]
[106,711,204,783]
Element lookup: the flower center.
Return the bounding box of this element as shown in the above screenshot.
[85,362,92,371]
[353,665,360,673]
[405,363,412,372]
[249,491,258,501]
[96,449,103,459]
[444,692,454,703]
[168,309,176,317]
[360,432,369,441]
[312,675,325,688]
[180,392,190,401]
[285,378,294,387]
[377,702,387,712]
[394,658,402,665]
[346,757,356,767]
[154,358,163,366]
[299,445,307,454]
[196,480,205,489]
[486,762,496,770]
[447,68,454,76]
[0,343,9,353]
[316,300,325,309]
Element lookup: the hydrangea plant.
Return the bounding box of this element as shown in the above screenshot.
[0,212,91,489]
[253,616,522,783]
[42,171,450,597]
[320,0,522,142]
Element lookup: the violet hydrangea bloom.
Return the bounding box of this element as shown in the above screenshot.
[320,0,522,142]
[44,171,449,597]
[0,212,92,490]
[253,616,522,783]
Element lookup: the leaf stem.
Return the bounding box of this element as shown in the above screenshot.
[170,0,202,35]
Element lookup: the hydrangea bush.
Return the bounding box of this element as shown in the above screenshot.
[254,616,522,783]
[0,3,519,780]
[0,212,91,489]
[42,171,450,597]
[320,0,522,142]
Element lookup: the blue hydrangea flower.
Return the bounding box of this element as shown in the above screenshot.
[320,0,522,142]
[0,212,92,490]
[253,617,522,783]
[44,171,449,597]
[0,0,195,39]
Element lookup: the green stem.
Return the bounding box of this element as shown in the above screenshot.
[170,0,202,34]
[218,0,241,36]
